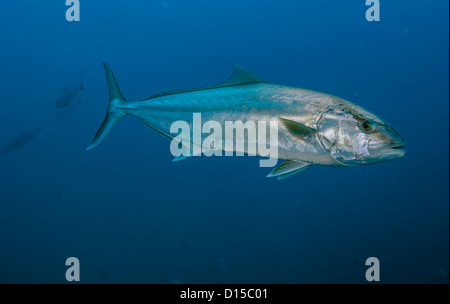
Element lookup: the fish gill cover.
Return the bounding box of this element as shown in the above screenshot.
[0,0,448,284]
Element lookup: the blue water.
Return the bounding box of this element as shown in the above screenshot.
[0,1,448,284]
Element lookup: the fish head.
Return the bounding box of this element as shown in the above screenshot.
[317,103,406,166]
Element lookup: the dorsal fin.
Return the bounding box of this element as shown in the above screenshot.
[142,63,265,101]
[221,63,266,86]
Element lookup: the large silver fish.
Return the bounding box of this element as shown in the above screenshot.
[87,63,406,179]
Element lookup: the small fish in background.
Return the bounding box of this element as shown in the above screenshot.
[56,96,82,122]
[55,79,85,109]
[0,127,42,156]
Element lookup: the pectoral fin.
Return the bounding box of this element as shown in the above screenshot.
[267,160,311,180]
[278,118,316,140]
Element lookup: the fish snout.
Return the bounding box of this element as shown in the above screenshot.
[369,126,407,161]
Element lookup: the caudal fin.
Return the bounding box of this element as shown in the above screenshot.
[86,63,127,150]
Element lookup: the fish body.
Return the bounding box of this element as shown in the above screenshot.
[56,96,82,121]
[56,80,85,109]
[0,127,41,156]
[87,63,406,179]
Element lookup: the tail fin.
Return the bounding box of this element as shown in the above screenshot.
[86,62,127,150]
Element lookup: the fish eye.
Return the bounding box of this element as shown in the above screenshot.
[360,121,374,133]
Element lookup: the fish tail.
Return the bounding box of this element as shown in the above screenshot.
[86,62,127,150]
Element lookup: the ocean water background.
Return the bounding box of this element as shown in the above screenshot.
[0,0,448,283]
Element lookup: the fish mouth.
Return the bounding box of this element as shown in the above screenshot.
[371,143,407,159]
[390,144,406,150]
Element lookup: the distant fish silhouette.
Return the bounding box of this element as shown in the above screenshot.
[56,96,82,122]
[55,80,85,109]
[0,127,42,156]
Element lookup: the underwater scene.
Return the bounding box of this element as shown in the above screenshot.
[0,0,448,284]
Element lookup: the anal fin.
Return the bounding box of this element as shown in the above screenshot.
[267,160,311,180]
[173,155,192,162]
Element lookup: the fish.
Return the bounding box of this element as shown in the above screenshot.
[56,96,82,121]
[87,63,406,179]
[54,187,63,200]
[0,127,42,156]
[55,80,85,109]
